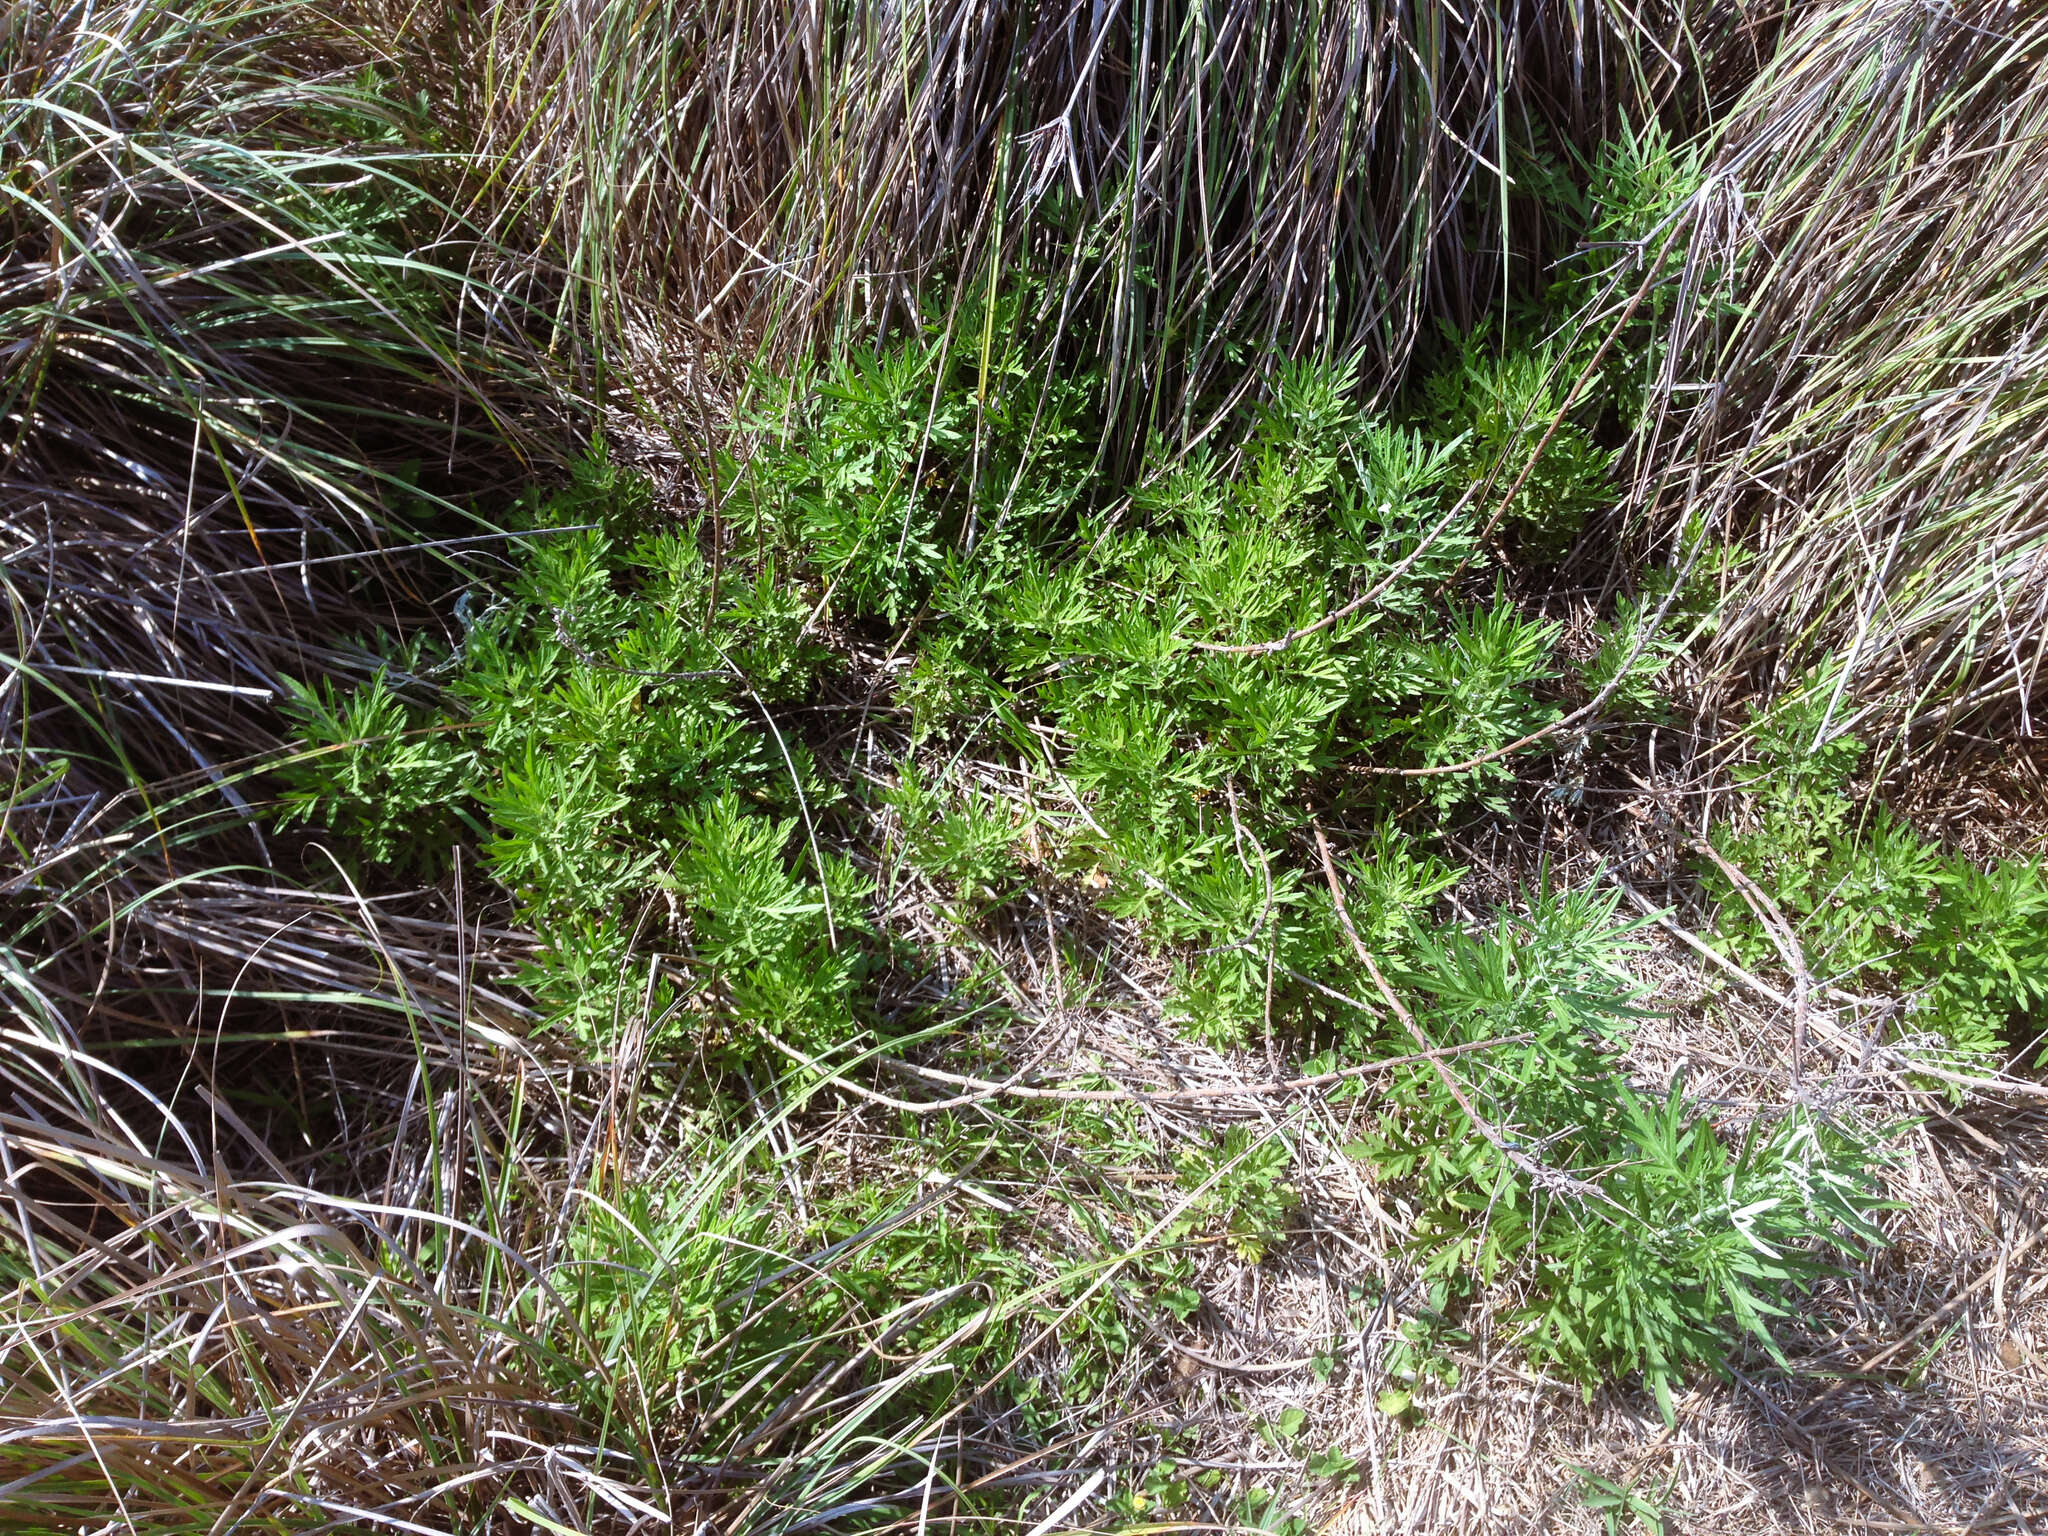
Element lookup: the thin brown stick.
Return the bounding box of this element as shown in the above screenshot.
[1687,835,1811,1089]
[1849,1225,2045,1377]
[753,1027,1524,1113]
[1792,1224,2047,1424]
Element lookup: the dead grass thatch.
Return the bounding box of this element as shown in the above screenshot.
[1632,0,2048,741]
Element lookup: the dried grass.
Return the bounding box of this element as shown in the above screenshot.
[0,936,663,1534]
[448,0,1690,453]
[1633,0,2048,741]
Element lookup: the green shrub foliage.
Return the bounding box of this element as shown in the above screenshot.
[1706,688,2048,1069]
[1360,886,1885,1416]
[281,340,1621,1053]
[281,474,856,1048]
[276,249,1891,1412]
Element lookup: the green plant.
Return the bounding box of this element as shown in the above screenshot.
[738,345,963,621]
[1403,596,1565,807]
[1573,1465,1678,1536]
[1543,122,1706,426]
[1107,1458,1195,1520]
[1235,1486,1315,1536]
[1174,1125,1298,1263]
[274,474,867,1051]
[1583,589,1687,724]
[1255,1406,1311,1449]
[258,316,1913,1446]
[1357,880,1885,1415]
[1378,1291,1470,1419]
[558,1174,781,1421]
[889,765,1025,914]
[1335,825,1465,951]
[884,349,1580,845]
[1517,1091,1886,1419]
[1709,693,2048,1067]
[276,667,477,867]
[1304,1443,1366,1484]
[1421,338,1617,560]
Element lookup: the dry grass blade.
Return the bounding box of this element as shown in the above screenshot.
[2,0,572,799]
[1,0,584,1082]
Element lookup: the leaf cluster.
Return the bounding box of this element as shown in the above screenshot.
[1356,884,1886,1415]
[278,473,865,1049]
[1709,694,2048,1068]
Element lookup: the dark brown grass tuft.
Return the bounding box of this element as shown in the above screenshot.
[1,0,583,1052]
[2,0,574,780]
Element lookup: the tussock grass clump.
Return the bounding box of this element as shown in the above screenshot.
[1,0,568,782]
[0,13,611,1525]
[1639,0,2048,736]
[455,0,1688,448]
[1,0,576,1030]
[0,994,659,1534]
